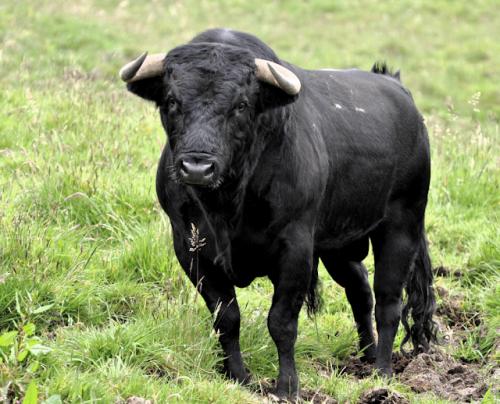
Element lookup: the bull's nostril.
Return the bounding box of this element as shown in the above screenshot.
[180,160,190,174]
[205,162,215,175]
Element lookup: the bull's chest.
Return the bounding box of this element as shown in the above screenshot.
[229,203,279,286]
[229,234,276,286]
[221,195,279,287]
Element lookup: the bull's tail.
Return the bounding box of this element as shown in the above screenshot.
[401,230,438,353]
[371,61,401,82]
[305,265,322,317]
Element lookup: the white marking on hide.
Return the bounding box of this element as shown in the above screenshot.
[335,103,343,109]
[355,107,366,113]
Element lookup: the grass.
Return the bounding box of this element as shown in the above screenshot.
[0,0,499,402]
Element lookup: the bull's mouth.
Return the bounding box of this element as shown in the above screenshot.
[179,168,215,186]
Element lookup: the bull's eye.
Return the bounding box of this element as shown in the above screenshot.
[167,97,177,109]
[237,101,248,112]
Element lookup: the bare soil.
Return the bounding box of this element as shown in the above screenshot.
[400,351,488,402]
[335,349,491,402]
[358,388,409,404]
[337,352,412,379]
[258,379,338,404]
[256,279,497,403]
[334,280,496,403]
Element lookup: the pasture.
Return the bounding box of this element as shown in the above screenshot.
[0,0,498,402]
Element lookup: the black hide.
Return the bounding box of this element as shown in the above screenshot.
[125,28,437,397]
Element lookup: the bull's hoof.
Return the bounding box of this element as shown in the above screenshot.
[375,364,392,378]
[269,388,299,403]
[226,368,251,385]
[360,343,377,363]
[272,377,299,401]
[238,373,252,385]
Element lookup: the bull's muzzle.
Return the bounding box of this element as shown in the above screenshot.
[178,153,216,186]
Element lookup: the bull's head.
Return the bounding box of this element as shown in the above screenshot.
[120,43,301,188]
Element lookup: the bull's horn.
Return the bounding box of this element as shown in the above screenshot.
[119,52,166,82]
[255,58,301,95]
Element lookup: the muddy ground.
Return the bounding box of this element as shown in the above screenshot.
[259,268,498,403]
[261,347,494,403]
[342,350,490,403]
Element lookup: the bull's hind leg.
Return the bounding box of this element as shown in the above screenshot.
[321,249,376,361]
[370,211,421,376]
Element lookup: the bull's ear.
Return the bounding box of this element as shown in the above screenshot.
[126,77,165,104]
[120,52,167,104]
[257,83,298,112]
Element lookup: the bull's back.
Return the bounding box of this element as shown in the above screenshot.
[298,69,429,248]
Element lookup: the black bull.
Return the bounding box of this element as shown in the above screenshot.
[121,29,437,397]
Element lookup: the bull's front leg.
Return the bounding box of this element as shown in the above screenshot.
[204,282,249,383]
[174,245,249,383]
[268,227,313,397]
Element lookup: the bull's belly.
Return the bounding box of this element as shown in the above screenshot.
[315,218,381,251]
[315,199,387,251]
[229,220,375,287]
[315,159,394,249]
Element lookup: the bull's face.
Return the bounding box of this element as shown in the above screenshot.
[121,43,300,188]
[160,45,260,188]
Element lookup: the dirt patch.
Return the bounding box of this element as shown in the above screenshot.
[337,352,412,379]
[436,293,481,329]
[337,349,491,402]
[397,288,493,401]
[399,351,488,402]
[358,388,409,404]
[257,379,338,403]
[257,284,493,403]
[299,390,338,404]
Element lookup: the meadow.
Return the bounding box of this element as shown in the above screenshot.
[0,0,498,402]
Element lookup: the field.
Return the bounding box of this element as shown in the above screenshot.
[0,0,499,402]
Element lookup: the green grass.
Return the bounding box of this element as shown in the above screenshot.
[0,0,498,402]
